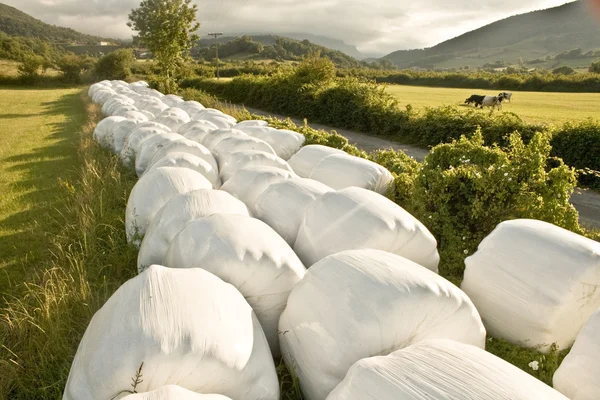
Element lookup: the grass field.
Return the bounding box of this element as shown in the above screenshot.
[0,87,83,278]
[0,87,138,398]
[386,84,600,125]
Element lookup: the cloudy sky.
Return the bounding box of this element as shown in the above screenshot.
[4,0,576,56]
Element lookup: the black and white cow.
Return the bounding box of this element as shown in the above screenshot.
[481,95,505,110]
[465,94,485,107]
[498,92,513,102]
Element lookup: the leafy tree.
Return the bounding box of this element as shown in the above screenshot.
[552,65,575,75]
[589,60,600,73]
[95,49,135,79]
[18,54,43,82]
[56,54,93,83]
[128,0,200,92]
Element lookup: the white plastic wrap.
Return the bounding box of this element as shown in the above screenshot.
[239,127,305,161]
[165,214,306,356]
[112,120,140,154]
[154,114,191,132]
[327,339,567,400]
[553,308,600,400]
[178,120,219,136]
[179,100,206,116]
[88,82,109,98]
[279,249,485,400]
[147,138,218,175]
[93,116,126,148]
[294,187,440,271]
[162,94,184,107]
[181,127,216,146]
[461,219,600,352]
[142,101,170,117]
[254,178,333,246]
[235,120,268,128]
[287,144,345,177]
[148,152,221,188]
[120,126,173,167]
[135,134,184,176]
[220,167,298,212]
[92,88,117,105]
[125,167,212,245]
[137,189,249,272]
[63,265,279,400]
[121,386,231,400]
[121,110,150,123]
[111,104,139,117]
[310,153,394,194]
[202,128,248,152]
[220,151,295,183]
[213,136,276,167]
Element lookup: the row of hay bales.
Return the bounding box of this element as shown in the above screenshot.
[62,80,600,399]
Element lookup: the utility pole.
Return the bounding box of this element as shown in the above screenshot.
[207,32,223,79]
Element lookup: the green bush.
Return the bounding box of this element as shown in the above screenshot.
[17,54,44,83]
[552,65,576,75]
[409,129,579,280]
[56,54,94,83]
[95,49,134,80]
[552,119,600,171]
[589,60,600,74]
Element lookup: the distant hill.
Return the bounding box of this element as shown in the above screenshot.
[383,1,600,69]
[0,2,116,45]
[282,33,368,60]
[195,35,362,68]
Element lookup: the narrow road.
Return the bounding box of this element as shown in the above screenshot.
[239,105,600,229]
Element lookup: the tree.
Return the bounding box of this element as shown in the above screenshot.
[18,54,44,82]
[56,54,93,83]
[589,60,600,73]
[95,49,135,80]
[552,65,575,75]
[128,0,200,92]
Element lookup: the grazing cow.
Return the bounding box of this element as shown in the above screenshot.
[481,95,504,110]
[499,92,513,102]
[465,94,485,107]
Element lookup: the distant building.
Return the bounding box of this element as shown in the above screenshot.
[99,41,109,46]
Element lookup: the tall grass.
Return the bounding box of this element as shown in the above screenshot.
[0,93,138,399]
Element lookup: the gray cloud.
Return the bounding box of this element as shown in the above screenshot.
[3,0,574,55]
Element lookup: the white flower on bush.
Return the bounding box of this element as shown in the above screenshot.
[504,172,509,177]
[528,360,540,371]
[463,249,468,254]
[558,194,562,198]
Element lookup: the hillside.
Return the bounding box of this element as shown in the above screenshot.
[0,2,114,45]
[383,1,600,69]
[194,35,362,68]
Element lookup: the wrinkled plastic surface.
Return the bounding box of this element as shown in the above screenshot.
[165,214,306,356]
[254,178,333,246]
[93,116,126,148]
[220,151,295,183]
[137,190,249,272]
[238,127,305,161]
[294,187,440,271]
[327,339,567,400]
[202,129,248,151]
[287,145,345,177]
[553,308,600,400]
[120,124,172,166]
[213,136,276,167]
[135,134,184,176]
[220,167,298,212]
[310,153,394,194]
[63,265,279,400]
[121,386,231,400]
[461,219,600,352]
[125,167,212,245]
[279,249,485,400]
[148,152,221,188]
[147,138,218,175]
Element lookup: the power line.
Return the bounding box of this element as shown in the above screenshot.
[207,32,224,79]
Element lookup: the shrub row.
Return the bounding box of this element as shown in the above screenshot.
[179,58,600,183]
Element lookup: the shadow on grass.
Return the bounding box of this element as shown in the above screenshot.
[0,91,84,289]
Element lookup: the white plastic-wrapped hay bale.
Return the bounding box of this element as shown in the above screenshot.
[120,125,173,167]
[102,96,134,116]
[254,178,333,246]
[121,110,150,123]
[220,167,298,212]
[553,309,600,400]
[142,101,169,117]
[287,144,345,177]
[137,189,249,272]
[111,104,139,117]
[148,153,221,188]
[165,214,306,356]
[294,187,440,271]
[202,128,248,152]
[193,110,236,128]
[179,100,205,116]
[135,133,184,176]
[121,386,231,400]
[279,249,485,400]
[158,107,190,120]
[93,116,126,148]
[88,82,110,98]
[111,120,139,154]
[310,153,394,194]
[235,120,268,128]
[154,114,190,132]
[461,219,600,352]
[220,151,295,183]
[327,339,567,400]
[63,265,279,400]
[125,167,212,245]
[213,136,276,167]
[182,127,218,146]
[239,126,305,161]
[162,94,185,107]
[178,120,219,136]
[147,138,218,175]
[92,87,117,104]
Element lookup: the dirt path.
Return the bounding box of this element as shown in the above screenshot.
[241,105,600,229]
